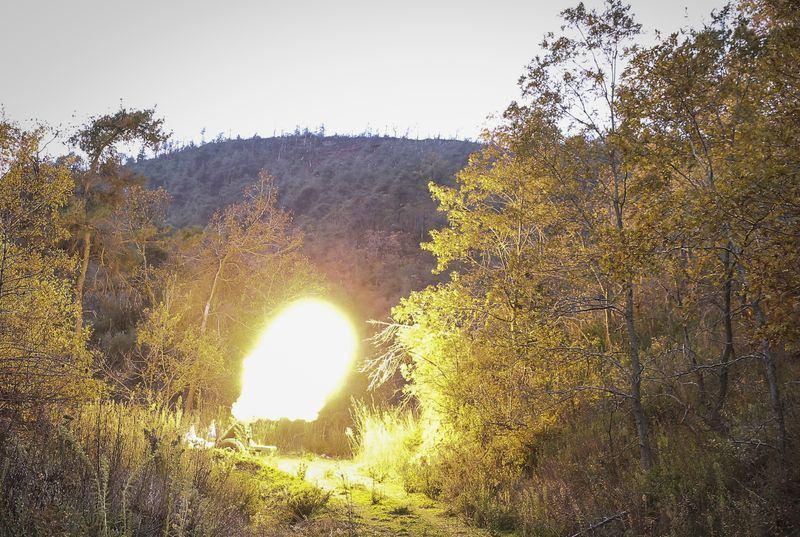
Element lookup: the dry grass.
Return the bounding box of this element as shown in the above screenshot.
[346,401,799,536]
[350,402,441,498]
[0,402,329,536]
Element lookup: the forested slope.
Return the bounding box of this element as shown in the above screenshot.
[132,135,480,316]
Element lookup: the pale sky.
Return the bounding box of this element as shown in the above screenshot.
[1,0,726,146]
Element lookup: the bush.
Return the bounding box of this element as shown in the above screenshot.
[283,482,331,522]
[231,458,330,523]
[350,401,441,495]
[0,402,329,536]
[348,399,798,536]
[427,415,798,537]
[249,415,351,457]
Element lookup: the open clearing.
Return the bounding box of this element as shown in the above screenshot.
[265,455,501,536]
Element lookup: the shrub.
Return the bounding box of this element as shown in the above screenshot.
[0,402,328,536]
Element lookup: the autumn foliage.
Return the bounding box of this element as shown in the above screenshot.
[0,0,798,535]
[369,1,800,534]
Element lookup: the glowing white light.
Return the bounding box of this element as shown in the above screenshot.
[232,298,357,422]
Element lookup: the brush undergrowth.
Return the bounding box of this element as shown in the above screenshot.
[350,403,798,536]
[0,402,329,536]
[350,402,440,498]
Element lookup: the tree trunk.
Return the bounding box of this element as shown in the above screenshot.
[186,258,224,414]
[200,258,223,335]
[604,288,614,351]
[0,241,7,299]
[676,245,707,411]
[753,302,787,467]
[609,144,654,472]
[709,244,735,433]
[75,229,92,335]
[624,283,655,471]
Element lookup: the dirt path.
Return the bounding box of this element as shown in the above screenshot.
[265,455,498,536]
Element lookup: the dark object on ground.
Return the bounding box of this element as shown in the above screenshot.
[215,422,251,452]
[215,422,277,454]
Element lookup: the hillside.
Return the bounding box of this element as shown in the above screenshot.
[133,134,480,317]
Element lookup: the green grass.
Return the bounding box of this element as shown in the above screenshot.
[266,454,500,537]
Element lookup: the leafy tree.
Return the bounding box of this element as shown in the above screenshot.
[624,0,799,466]
[369,1,798,531]
[0,122,96,410]
[67,107,168,335]
[131,171,320,413]
[377,0,659,470]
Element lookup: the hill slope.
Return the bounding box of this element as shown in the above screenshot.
[132,134,480,317]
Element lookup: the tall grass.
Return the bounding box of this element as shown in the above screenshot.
[249,415,352,457]
[351,402,418,470]
[349,402,440,497]
[347,401,796,535]
[0,401,328,536]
